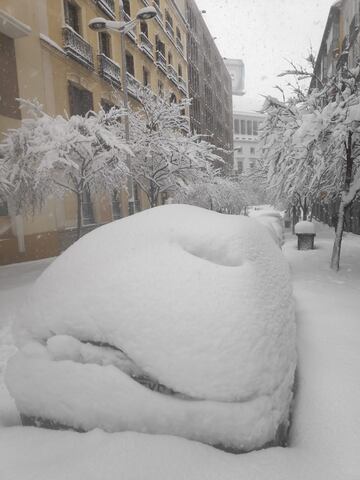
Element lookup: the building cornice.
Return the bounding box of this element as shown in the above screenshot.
[0,9,31,39]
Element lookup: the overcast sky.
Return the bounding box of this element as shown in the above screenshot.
[195,0,334,111]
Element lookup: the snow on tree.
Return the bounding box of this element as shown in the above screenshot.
[174,169,247,214]
[0,100,130,239]
[124,87,223,207]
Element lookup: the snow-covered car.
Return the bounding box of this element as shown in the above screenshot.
[6,205,296,452]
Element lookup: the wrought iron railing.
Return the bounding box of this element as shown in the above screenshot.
[139,32,154,58]
[167,64,178,84]
[62,26,94,69]
[153,2,163,24]
[96,0,115,19]
[98,53,121,87]
[177,76,187,94]
[176,37,184,53]
[165,20,174,38]
[126,71,140,97]
[156,50,167,73]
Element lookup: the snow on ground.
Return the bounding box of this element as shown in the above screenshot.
[0,221,359,479]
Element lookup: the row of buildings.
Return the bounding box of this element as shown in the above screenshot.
[310,0,360,235]
[0,0,233,265]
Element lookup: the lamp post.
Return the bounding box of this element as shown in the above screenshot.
[89,3,156,215]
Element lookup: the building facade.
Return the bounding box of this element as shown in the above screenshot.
[0,0,189,265]
[177,0,234,172]
[310,0,360,90]
[232,110,264,176]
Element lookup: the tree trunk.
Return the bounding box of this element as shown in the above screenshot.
[76,192,82,240]
[149,182,158,208]
[302,196,308,220]
[330,199,346,271]
[291,205,297,234]
[330,131,353,271]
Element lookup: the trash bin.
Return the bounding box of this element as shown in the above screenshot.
[294,221,316,250]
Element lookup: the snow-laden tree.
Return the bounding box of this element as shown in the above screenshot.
[174,170,247,214]
[0,100,130,239]
[261,61,360,270]
[125,88,223,207]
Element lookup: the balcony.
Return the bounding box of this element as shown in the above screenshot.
[165,20,174,39]
[176,37,184,54]
[139,32,154,59]
[62,26,94,69]
[178,76,187,95]
[96,0,115,19]
[167,64,178,85]
[98,53,121,87]
[155,50,167,74]
[153,2,163,25]
[126,71,141,98]
[123,12,136,42]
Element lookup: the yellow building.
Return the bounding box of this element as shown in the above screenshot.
[0,0,188,264]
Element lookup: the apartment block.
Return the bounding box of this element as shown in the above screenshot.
[232,110,264,175]
[0,0,188,264]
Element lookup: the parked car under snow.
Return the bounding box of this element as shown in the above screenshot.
[6,205,296,452]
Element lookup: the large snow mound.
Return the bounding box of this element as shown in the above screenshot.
[249,207,285,247]
[6,205,296,451]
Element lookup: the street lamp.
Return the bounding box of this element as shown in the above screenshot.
[89,3,156,215]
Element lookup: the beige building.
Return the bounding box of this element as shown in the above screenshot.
[0,0,188,264]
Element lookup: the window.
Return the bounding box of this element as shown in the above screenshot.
[0,200,9,217]
[170,93,177,103]
[82,188,95,225]
[250,160,256,169]
[112,191,122,220]
[176,27,181,40]
[241,120,246,134]
[247,120,253,135]
[234,119,240,134]
[64,0,81,34]
[68,82,93,116]
[143,67,150,86]
[99,32,111,58]
[236,147,243,154]
[125,52,135,75]
[237,159,243,174]
[158,80,164,97]
[155,36,165,56]
[168,51,173,65]
[123,0,130,16]
[253,121,258,136]
[250,147,255,155]
[178,64,183,78]
[0,33,21,120]
[140,21,148,37]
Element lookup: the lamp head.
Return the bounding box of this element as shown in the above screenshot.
[136,6,157,21]
[88,17,108,31]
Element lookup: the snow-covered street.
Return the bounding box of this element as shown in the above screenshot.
[0,223,359,479]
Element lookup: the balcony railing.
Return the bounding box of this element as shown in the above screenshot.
[153,2,163,25]
[167,64,178,85]
[155,50,167,74]
[98,53,121,87]
[126,71,141,97]
[62,26,94,69]
[176,37,184,54]
[139,32,154,59]
[96,0,115,19]
[165,20,174,38]
[177,76,187,95]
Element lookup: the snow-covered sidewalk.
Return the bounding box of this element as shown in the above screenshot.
[0,224,359,479]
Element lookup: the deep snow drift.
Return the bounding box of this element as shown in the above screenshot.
[5,205,296,451]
